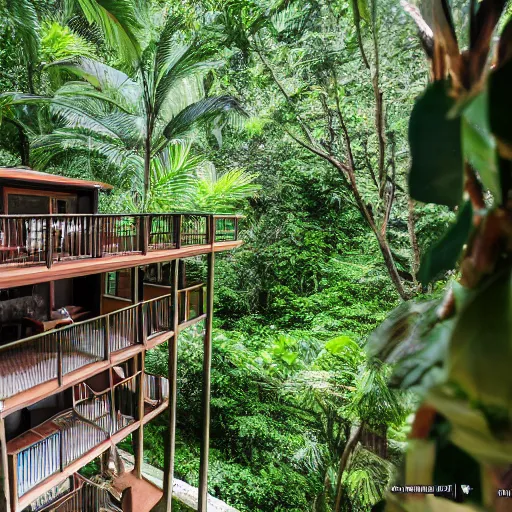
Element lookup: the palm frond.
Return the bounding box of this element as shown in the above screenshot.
[350,362,407,427]
[292,438,329,473]
[48,57,143,107]
[153,13,188,75]
[162,95,247,141]
[32,129,143,189]
[40,20,97,64]
[74,0,143,65]
[3,0,40,63]
[343,446,395,509]
[194,166,260,213]
[147,157,197,212]
[48,95,141,144]
[154,40,222,118]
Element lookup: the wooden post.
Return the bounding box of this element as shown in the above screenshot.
[104,314,111,362]
[45,217,53,269]
[198,250,215,511]
[209,216,216,246]
[134,354,145,478]
[57,331,63,386]
[109,364,116,438]
[161,259,180,510]
[142,216,150,255]
[174,216,182,250]
[0,417,11,512]
[137,267,147,345]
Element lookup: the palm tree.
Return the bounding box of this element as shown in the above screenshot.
[0,0,138,164]
[0,0,39,93]
[33,10,245,205]
[110,142,260,214]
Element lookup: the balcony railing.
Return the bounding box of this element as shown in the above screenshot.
[178,283,205,324]
[9,373,168,506]
[142,295,172,338]
[23,474,122,512]
[47,475,123,512]
[0,213,241,268]
[144,373,169,408]
[0,296,167,402]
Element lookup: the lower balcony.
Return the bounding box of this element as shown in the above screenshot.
[0,289,196,412]
[21,473,124,512]
[7,373,169,511]
[21,470,163,512]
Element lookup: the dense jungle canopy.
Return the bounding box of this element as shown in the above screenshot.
[1,0,512,511]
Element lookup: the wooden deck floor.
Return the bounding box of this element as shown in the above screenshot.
[113,471,163,512]
[0,241,242,289]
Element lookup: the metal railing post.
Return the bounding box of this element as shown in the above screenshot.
[45,217,53,269]
[57,331,63,386]
[104,315,110,361]
[198,250,215,511]
[0,417,12,512]
[162,259,180,510]
[174,215,182,249]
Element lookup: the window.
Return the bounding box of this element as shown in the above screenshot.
[105,269,132,300]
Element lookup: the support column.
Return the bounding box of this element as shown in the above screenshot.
[162,259,180,510]
[0,417,11,512]
[198,250,215,511]
[134,266,146,478]
[134,353,145,478]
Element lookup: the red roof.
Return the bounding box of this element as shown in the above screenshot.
[0,167,113,191]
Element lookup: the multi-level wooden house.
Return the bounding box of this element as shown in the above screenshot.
[0,168,242,512]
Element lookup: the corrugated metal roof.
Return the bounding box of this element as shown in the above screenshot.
[0,167,113,190]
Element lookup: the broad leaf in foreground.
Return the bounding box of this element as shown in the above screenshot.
[408,80,463,208]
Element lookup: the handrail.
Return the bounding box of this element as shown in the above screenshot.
[0,295,174,402]
[9,382,138,502]
[0,213,244,219]
[0,292,167,352]
[144,373,169,405]
[35,474,122,512]
[0,213,240,268]
[9,370,167,505]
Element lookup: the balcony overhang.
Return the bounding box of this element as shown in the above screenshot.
[0,240,242,289]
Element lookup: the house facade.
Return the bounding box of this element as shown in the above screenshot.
[0,168,242,512]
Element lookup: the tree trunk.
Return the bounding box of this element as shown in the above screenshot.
[334,424,363,512]
[6,120,30,166]
[143,131,151,206]
[375,232,409,300]
[407,199,421,289]
[19,126,30,166]
[332,160,409,300]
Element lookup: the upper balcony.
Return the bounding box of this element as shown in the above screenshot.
[0,213,241,289]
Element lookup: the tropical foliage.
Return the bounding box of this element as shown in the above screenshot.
[0,0,507,511]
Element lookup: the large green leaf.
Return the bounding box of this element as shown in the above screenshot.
[326,335,359,355]
[428,388,512,465]
[75,0,143,65]
[408,80,463,208]
[489,58,512,147]
[462,90,500,200]
[418,201,473,285]
[448,269,512,408]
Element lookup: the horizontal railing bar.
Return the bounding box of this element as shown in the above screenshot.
[0,212,241,219]
[178,283,205,293]
[74,383,111,400]
[112,372,141,389]
[0,303,138,352]
[141,293,171,305]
